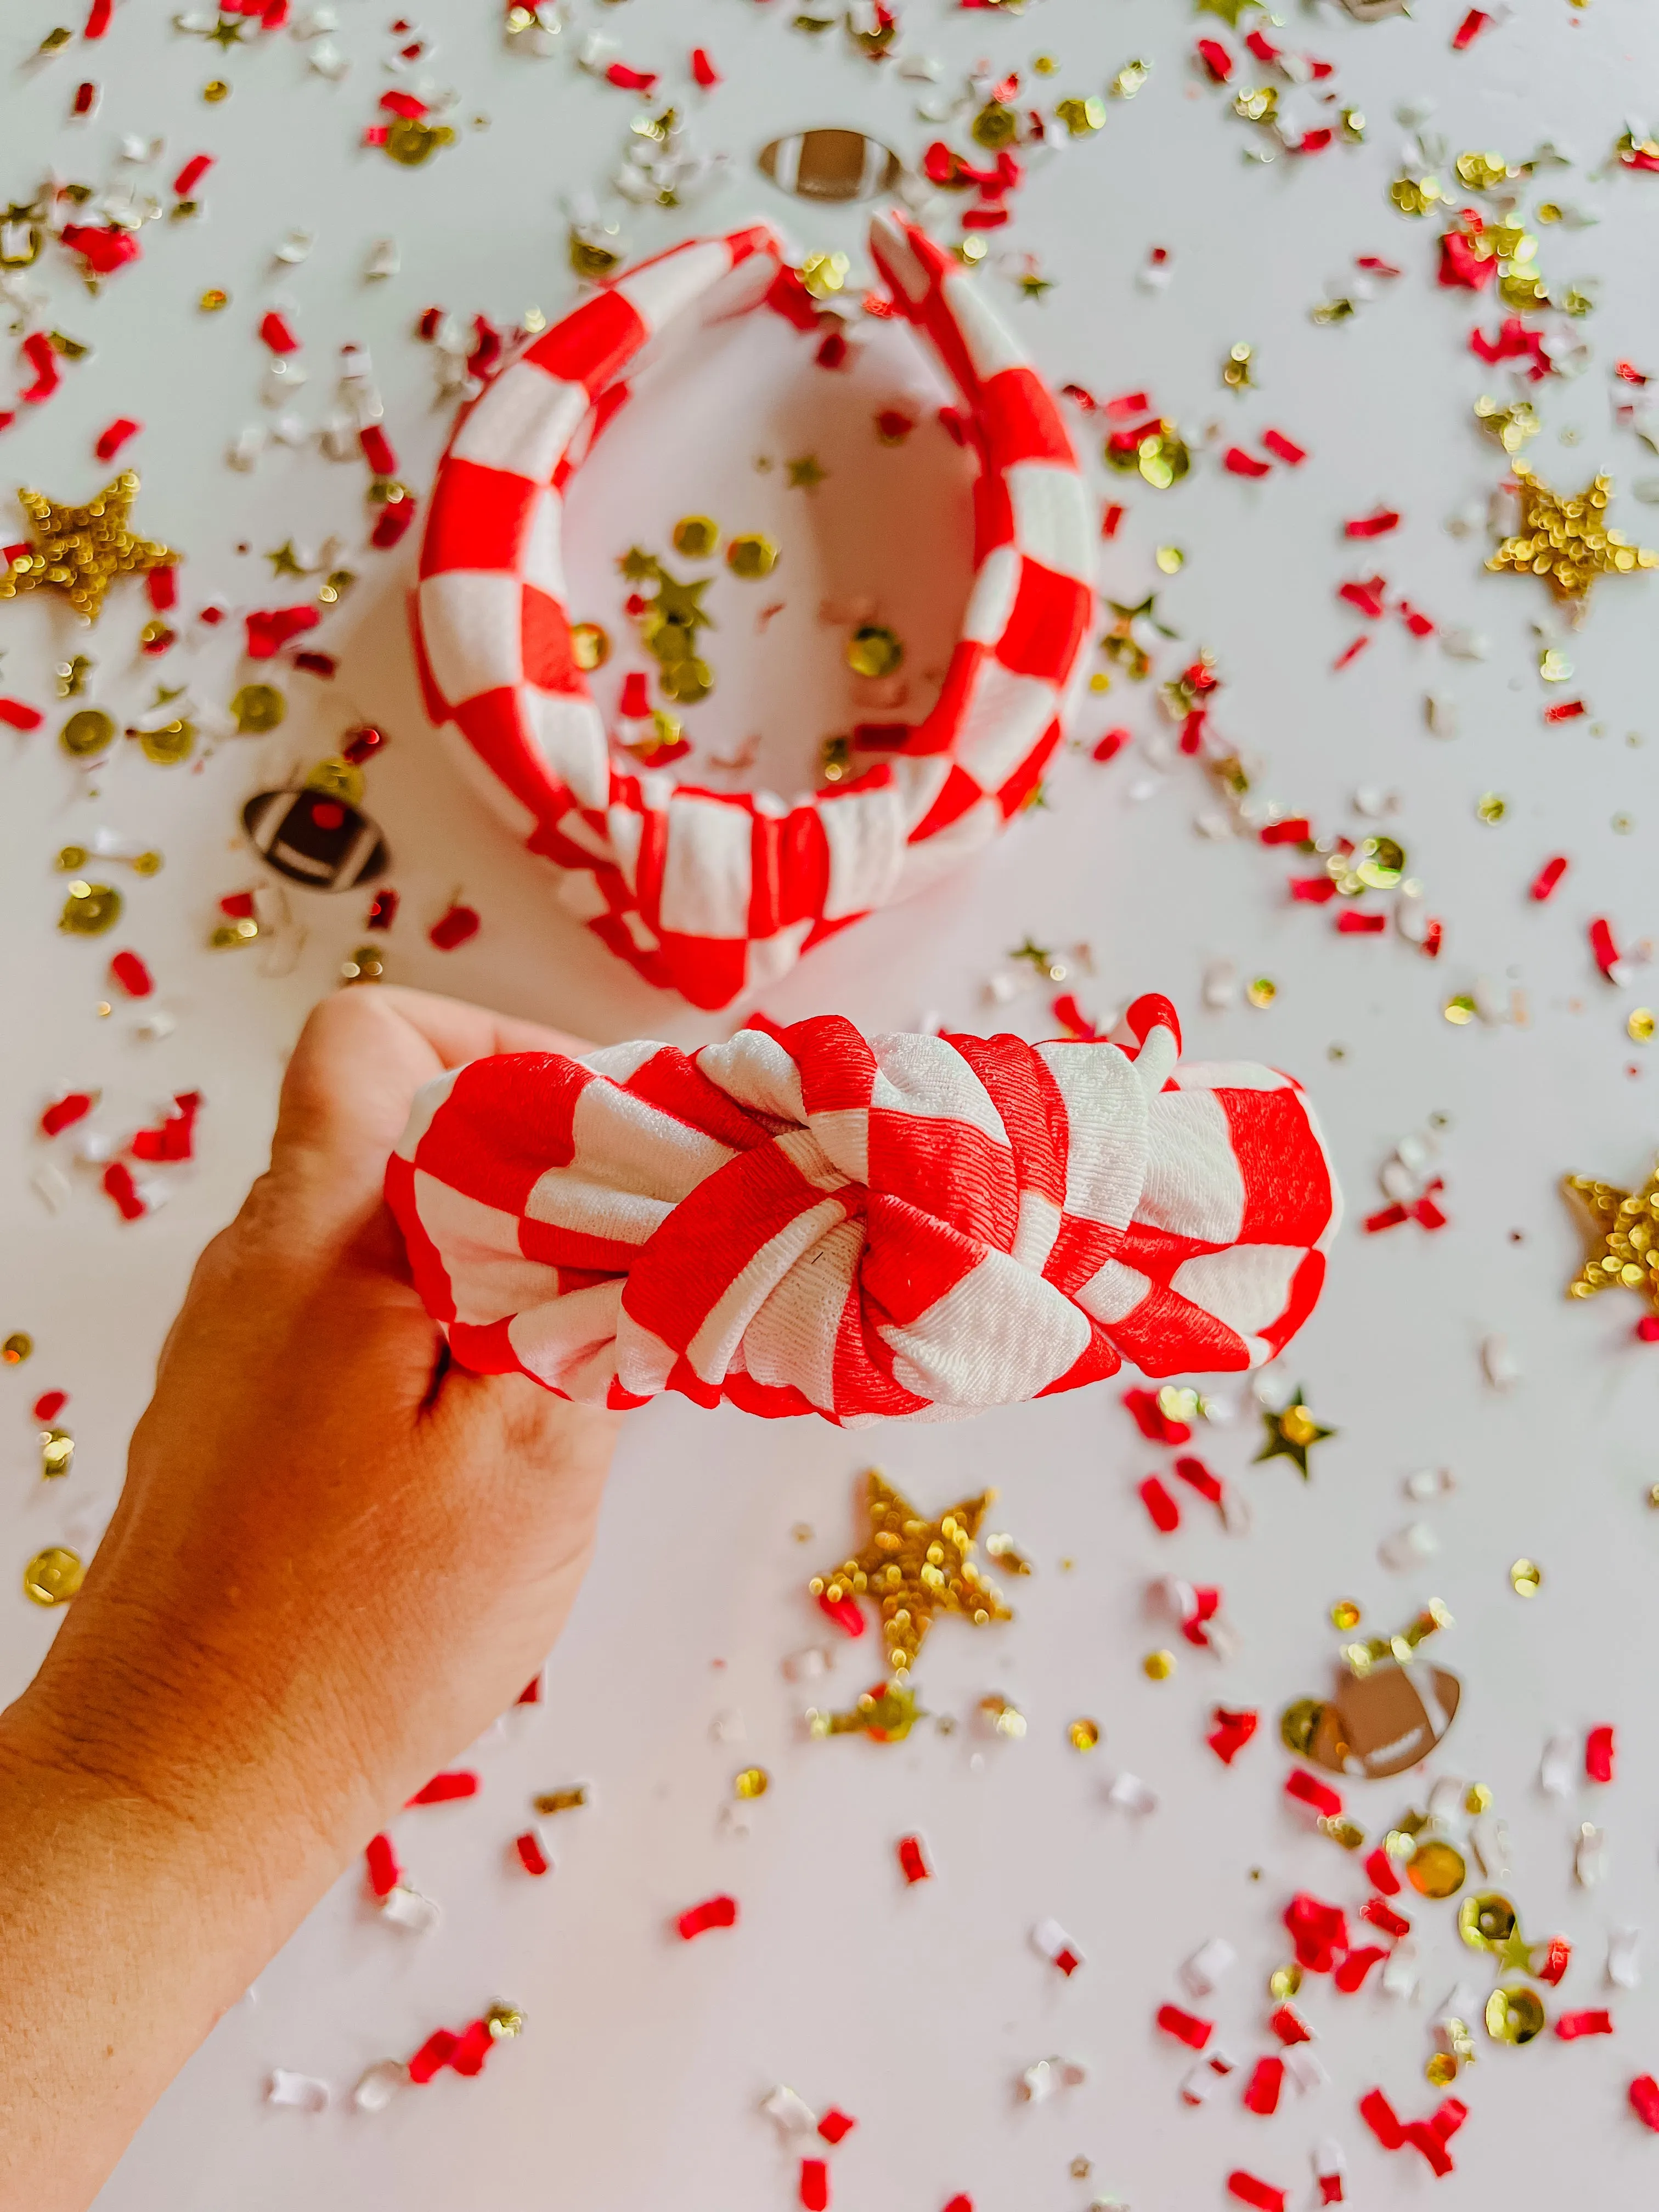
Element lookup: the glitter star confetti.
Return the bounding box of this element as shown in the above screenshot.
[1562,1161,1659,1316]
[810,1471,1011,1675]
[0,473,177,624]
[1487,463,1658,608]
[1254,1389,1335,1480]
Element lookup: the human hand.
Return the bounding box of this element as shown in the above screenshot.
[0,986,622,2210]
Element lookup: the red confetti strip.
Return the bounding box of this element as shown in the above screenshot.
[690,46,719,87]
[516,1673,542,1703]
[1587,1724,1615,1782]
[1261,428,1307,465]
[1227,2174,1286,2212]
[677,1893,738,1940]
[1334,1946,1387,1993]
[1630,2075,1659,2130]
[1544,698,1587,723]
[59,224,139,276]
[0,697,42,730]
[1336,911,1387,934]
[1139,1475,1181,1533]
[407,1770,479,1805]
[1269,2004,1311,2045]
[1339,577,1387,618]
[109,949,154,998]
[1363,1897,1411,1939]
[1224,446,1271,478]
[1360,2089,1406,2151]
[941,2200,973,2212]
[1195,37,1233,81]
[816,1590,865,1637]
[1285,1894,1348,1973]
[1122,1387,1190,1444]
[606,61,659,93]
[102,1161,145,1222]
[1285,1769,1343,1820]
[360,424,398,476]
[173,153,213,196]
[1290,878,1338,904]
[364,1832,400,1898]
[371,494,417,549]
[258,309,300,355]
[83,0,112,36]
[1091,728,1128,763]
[245,605,320,658]
[799,2159,829,2212]
[1364,1203,1409,1234]
[1470,315,1552,379]
[1589,916,1624,981]
[1176,1584,1223,1646]
[1397,600,1435,637]
[1333,637,1372,670]
[515,1830,550,1876]
[407,2029,460,2084]
[1207,1706,1259,1764]
[130,1091,200,1163]
[1101,502,1126,538]
[817,2109,856,2145]
[896,1835,932,1885]
[94,416,140,461]
[71,81,99,118]
[1051,991,1101,1040]
[1537,1937,1572,1984]
[1172,1454,1223,1504]
[1452,7,1493,47]
[1344,509,1401,539]
[1363,1848,1401,1899]
[1242,2056,1283,2116]
[380,89,429,118]
[20,332,61,405]
[41,1091,94,1137]
[1440,224,1498,290]
[1558,2010,1614,2040]
[1531,854,1568,901]
[1156,2004,1213,2050]
[1260,817,1312,847]
[32,1390,67,1422]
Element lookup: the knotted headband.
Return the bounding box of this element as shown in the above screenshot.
[385,996,1339,1427]
[411,215,1093,1013]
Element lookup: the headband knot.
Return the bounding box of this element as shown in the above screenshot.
[386,995,1339,1427]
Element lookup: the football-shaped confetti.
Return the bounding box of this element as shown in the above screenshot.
[1288,1661,1463,1780]
[757,127,902,202]
[241,788,388,891]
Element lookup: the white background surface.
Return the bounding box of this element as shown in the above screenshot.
[5,1,1659,2205]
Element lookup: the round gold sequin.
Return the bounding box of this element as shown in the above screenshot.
[972,102,1019,149]
[819,733,853,785]
[1268,1963,1303,2002]
[800,250,850,299]
[1143,1649,1176,1680]
[23,1546,83,1606]
[1406,1839,1467,1899]
[1055,95,1105,136]
[659,657,713,704]
[306,755,366,805]
[727,533,777,580]
[571,621,610,671]
[40,1429,72,1479]
[59,881,121,935]
[1155,545,1184,574]
[199,287,229,312]
[1443,995,1477,1025]
[1485,1984,1545,2045]
[1628,1008,1655,1043]
[1487,461,1659,605]
[847,624,904,679]
[1425,2052,1458,2087]
[1510,1557,1542,1596]
[60,708,115,758]
[202,78,230,101]
[1068,1717,1101,1751]
[1246,977,1277,1008]
[385,115,456,166]
[672,515,720,561]
[733,1767,770,1800]
[2,1333,32,1365]
[137,714,194,766]
[1330,1599,1362,1630]
[1476,792,1507,824]
[229,682,285,735]
[1465,1781,1494,1815]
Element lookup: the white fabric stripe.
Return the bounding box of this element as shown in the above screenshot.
[941,270,1027,382]
[740,1213,863,1413]
[450,363,589,482]
[962,547,1021,645]
[868,1032,1010,1143]
[891,793,1001,889]
[558,1072,738,1201]
[416,571,524,702]
[1073,1256,1152,1326]
[1035,1042,1148,1228]
[693,1029,807,1125]
[868,213,929,305]
[399,1067,461,1162]
[951,654,1059,794]
[409,1172,551,1327]
[611,238,738,337]
[819,782,907,922]
[1006,462,1092,581]
[582,1038,673,1084]
[883,1251,1091,1406]
[685,1193,851,1384]
[613,1311,679,1398]
[1139,1091,1247,1245]
[658,794,753,937]
[1171,1062,1295,1093]
[523,691,608,809]
[519,1166,672,1251]
[1170,1246,1304,1337]
[1011,1188,1062,1274]
[507,1280,624,1400]
[520,488,566,602]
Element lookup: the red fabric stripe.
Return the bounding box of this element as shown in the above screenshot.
[944,1031,1069,1210]
[980,365,1077,471]
[1217,1087,1334,1246]
[416,1054,591,1206]
[522,286,648,396]
[522,585,584,693]
[452,687,567,823]
[385,1153,456,1324]
[996,560,1092,682]
[419,459,539,578]
[867,1107,1018,1251]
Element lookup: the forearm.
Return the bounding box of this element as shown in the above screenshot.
[0,1696,329,2211]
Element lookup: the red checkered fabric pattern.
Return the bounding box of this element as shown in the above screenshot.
[385,994,1340,1427]
[411,215,1093,1013]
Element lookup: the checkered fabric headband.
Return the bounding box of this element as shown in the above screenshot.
[411,215,1094,1014]
[386,995,1340,1428]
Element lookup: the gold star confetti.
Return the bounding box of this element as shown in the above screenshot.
[1254,1386,1335,1480]
[1018,272,1055,301]
[811,1470,1011,1675]
[265,540,309,578]
[786,454,827,490]
[807,1680,923,1743]
[1563,1160,1659,1312]
[1487,462,1658,608]
[1195,0,1261,24]
[0,473,177,624]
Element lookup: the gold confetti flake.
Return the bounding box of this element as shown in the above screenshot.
[1223,340,1254,391]
[726,532,777,579]
[1510,1558,1542,1597]
[1330,1599,1362,1631]
[1426,2052,1459,2087]
[385,115,456,165]
[1488,462,1658,606]
[1537,646,1572,682]
[202,78,231,102]
[1155,545,1184,574]
[1485,1984,1545,2045]
[1476,792,1507,823]
[1268,1963,1303,2001]
[59,881,121,935]
[672,515,720,560]
[40,1428,72,1480]
[1055,96,1105,136]
[1255,1388,1334,1480]
[2,1333,32,1365]
[847,624,903,678]
[339,945,385,985]
[733,1767,770,1799]
[533,1786,588,1815]
[1562,1163,1659,1312]
[980,1694,1026,1739]
[23,1546,83,1606]
[0,473,177,625]
[199,287,229,312]
[786,455,827,490]
[808,1680,922,1743]
[819,733,853,784]
[485,2003,524,2041]
[972,101,1019,149]
[1143,1649,1176,1680]
[810,1471,1011,1675]
[1068,1717,1101,1751]
[983,1531,1032,1575]
[1406,1838,1467,1899]
[1629,1008,1655,1042]
[1465,1782,1494,1815]
[1443,994,1477,1025]
[571,621,610,671]
[1476,396,1541,455]
[799,250,850,299]
[230,682,285,735]
[1246,976,1277,1008]
[1456,150,1514,191]
[1390,174,1443,216]
[1110,58,1150,99]
[59,708,114,758]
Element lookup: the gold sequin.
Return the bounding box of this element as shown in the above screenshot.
[1485,1984,1545,2045]
[23,1546,83,1605]
[1143,1649,1176,1680]
[1068,1717,1101,1751]
[59,708,115,758]
[1510,1558,1542,1597]
[1563,1161,1659,1312]
[1330,1599,1362,1631]
[847,624,904,679]
[59,881,121,935]
[571,622,610,671]
[1406,1838,1467,1899]
[2,1333,32,1365]
[672,515,720,560]
[810,1470,1010,1675]
[0,473,177,625]
[726,533,777,579]
[1488,462,1658,606]
[733,1767,770,1800]
[40,1429,72,1480]
[230,683,285,735]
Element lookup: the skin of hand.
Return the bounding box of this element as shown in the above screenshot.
[0,986,620,2210]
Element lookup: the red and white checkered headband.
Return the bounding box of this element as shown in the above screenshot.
[386,995,1340,1427]
[411,215,1094,1014]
